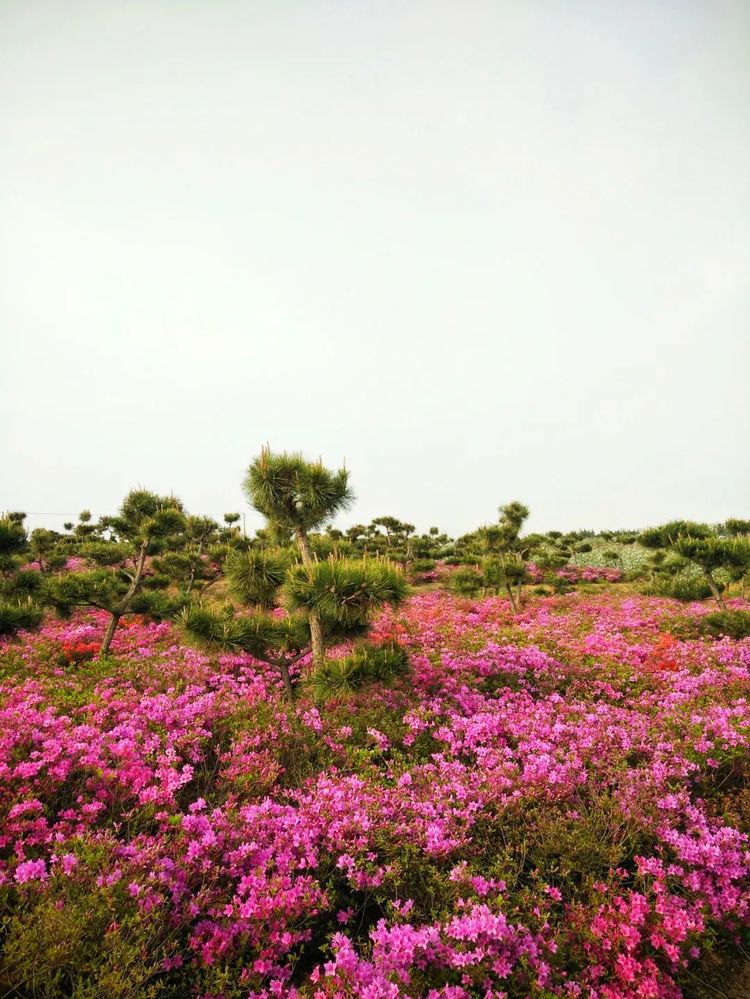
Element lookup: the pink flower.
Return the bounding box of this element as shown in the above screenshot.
[61,854,78,875]
[15,859,48,883]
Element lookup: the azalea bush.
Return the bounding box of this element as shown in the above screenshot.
[525,563,623,585]
[1,586,750,997]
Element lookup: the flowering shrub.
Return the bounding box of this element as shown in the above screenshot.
[1,590,749,996]
[556,565,623,583]
[525,563,623,585]
[20,555,90,574]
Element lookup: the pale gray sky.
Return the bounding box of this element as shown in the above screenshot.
[1,0,748,538]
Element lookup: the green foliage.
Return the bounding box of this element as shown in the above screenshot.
[648,576,714,602]
[187,451,410,697]
[344,521,451,562]
[243,447,353,534]
[177,601,237,647]
[152,515,232,595]
[0,514,46,634]
[151,550,192,580]
[487,554,526,587]
[639,521,712,549]
[721,519,750,537]
[367,517,416,562]
[673,535,750,575]
[100,491,186,551]
[448,566,483,596]
[253,523,294,547]
[0,515,28,573]
[45,568,125,615]
[38,490,191,655]
[225,547,294,608]
[28,528,68,573]
[475,501,530,559]
[310,534,356,560]
[460,501,532,610]
[0,852,172,998]
[178,602,308,659]
[64,509,102,544]
[178,601,310,700]
[307,642,409,702]
[523,794,650,893]
[499,500,529,532]
[77,541,133,566]
[532,548,569,572]
[0,600,44,635]
[2,569,44,600]
[284,557,408,627]
[371,515,411,538]
[637,522,750,608]
[410,558,436,574]
[129,589,188,619]
[699,610,750,640]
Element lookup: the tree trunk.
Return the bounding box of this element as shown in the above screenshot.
[504,581,518,614]
[186,539,205,594]
[99,540,150,658]
[294,529,325,668]
[277,659,295,703]
[100,612,121,657]
[295,529,314,566]
[704,570,727,611]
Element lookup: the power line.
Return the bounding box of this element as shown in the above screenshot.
[15,511,246,517]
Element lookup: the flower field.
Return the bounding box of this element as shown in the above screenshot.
[1,589,749,998]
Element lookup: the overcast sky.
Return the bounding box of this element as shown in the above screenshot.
[1,0,748,538]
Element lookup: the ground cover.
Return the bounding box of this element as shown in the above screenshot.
[1,588,749,998]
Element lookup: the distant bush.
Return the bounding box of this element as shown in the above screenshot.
[448,567,483,596]
[699,610,750,640]
[556,566,622,584]
[410,559,436,573]
[409,558,439,585]
[648,577,713,602]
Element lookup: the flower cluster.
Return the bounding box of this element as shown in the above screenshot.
[1,590,749,996]
[526,563,623,584]
[556,565,623,583]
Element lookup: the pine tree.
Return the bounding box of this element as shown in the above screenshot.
[479,501,530,611]
[45,490,188,656]
[181,450,409,702]
[242,447,354,666]
[640,521,750,609]
[0,514,44,635]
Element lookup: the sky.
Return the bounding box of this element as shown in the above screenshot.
[1,0,748,539]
